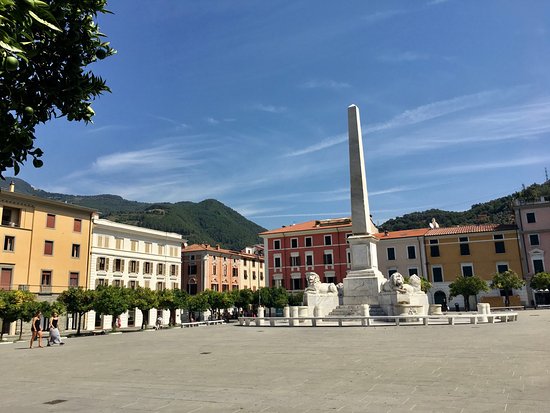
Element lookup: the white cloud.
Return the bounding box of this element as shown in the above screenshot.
[301,79,350,90]
[426,156,550,176]
[253,104,287,113]
[377,51,430,63]
[205,117,220,125]
[362,10,406,24]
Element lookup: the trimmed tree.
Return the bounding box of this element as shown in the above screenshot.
[490,270,525,307]
[129,287,158,329]
[530,272,550,291]
[157,288,188,326]
[449,276,489,311]
[57,287,95,335]
[92,285,131,331]
[186,293,209,321]
[0,0,115,177]
[0,290,37,341]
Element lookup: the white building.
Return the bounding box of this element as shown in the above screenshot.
[86,217,183,330]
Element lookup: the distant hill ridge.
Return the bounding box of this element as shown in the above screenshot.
[380,180,550,231]
[0,178,266,251]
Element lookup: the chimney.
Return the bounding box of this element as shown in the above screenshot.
[9,181,15,192]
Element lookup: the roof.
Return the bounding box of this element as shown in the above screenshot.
[183,244,263,260]
[259,218,353,236]
[0,188,97,214]
[375,228,429,240]
[425,224,517,236]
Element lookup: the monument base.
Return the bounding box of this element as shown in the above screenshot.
[379,291,429,316]
[303,293,339,317]
[343,268,385,305]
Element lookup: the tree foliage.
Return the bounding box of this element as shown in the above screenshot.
[449,276,489,311]
[57,287,95,335]
[92,285,130,331]
[128,286,158,329]
[0,0,115,177]
[530,272,550,291]
[0,289,37,340]
[490,270,524,307]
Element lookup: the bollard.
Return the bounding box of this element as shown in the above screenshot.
[290,306,299,326]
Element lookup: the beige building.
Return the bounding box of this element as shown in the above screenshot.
[1,183,95,335]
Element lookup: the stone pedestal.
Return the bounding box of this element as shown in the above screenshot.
[360,304,370,316]
[283,306,290,318]
[257,306,265,318]
[429,304,443,315]
[304,293,339,317]
[290,306,298,326]
[379,292,429,316]
[477,303,491,322]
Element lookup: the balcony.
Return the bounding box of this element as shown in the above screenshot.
[39,285,52,294]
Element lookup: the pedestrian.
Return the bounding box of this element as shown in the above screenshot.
[156,315,163,330]
[48,312,64,346]
[30,311,43,349]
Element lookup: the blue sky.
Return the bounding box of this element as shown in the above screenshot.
[13,0,550,230]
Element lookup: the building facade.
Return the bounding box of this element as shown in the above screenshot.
[260,218,353,291]
[1,183,95,335]
[85,218,183,330]
[424,224,525,309]
[514,197,550,304]
[181,244,265,294]
[376,229,429,279]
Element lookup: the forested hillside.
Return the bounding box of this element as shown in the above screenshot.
[0,178,265,250]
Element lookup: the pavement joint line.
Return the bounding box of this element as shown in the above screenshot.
[401,397,410,405]
[410,404,416,411]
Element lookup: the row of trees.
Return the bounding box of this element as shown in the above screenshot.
[0,285,304,340]
[449,270,550,311]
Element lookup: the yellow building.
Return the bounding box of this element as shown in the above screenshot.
[424,224,525,309]
[1,183,95,295]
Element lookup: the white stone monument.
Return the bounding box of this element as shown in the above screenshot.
[342,105,387,306]
[303,272,339,316]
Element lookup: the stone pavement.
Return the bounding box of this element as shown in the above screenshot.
[1,310,549,413]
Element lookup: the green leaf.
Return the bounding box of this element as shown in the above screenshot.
[0,40,23,53]
[28,10,61,32]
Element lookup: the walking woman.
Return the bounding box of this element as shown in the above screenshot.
[30,311,43,348]
[48,312,64,346]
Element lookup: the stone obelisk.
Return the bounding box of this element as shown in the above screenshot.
[343,105,386,306]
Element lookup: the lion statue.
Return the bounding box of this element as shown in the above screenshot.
[381,272,415,294]
[408,274,422,293]
[304,272,338,295]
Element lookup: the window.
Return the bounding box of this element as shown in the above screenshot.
[129,260,138,273]
[290,255,301,267]
[71,244,80,258]
[69,272,79,287]
[157,282,165,291]
[131,240,138,252]
[529,234,540,246]
[44,240,54,255]
[46,214,56,228]
[188,264,197,275]
[408,268,418,277]
[305,237,313,247]
[170,265,178,277]
[497,264,509,274]
[145,242,152,253]
[292,278,302,290]
[2,207,21,227]
[323,252,333,265]
[429,239,440,257]
[273,240,281,250]
[306,253,313,266]
[459,237,470,256]
[144,262,152,275]
[526,212,536,223]
[461,264,474,277]
[115,237,123,249]
[1,268,13,290]
[407,246,416,260]
[113,279,122,287]
[388,268,397,276]
[41,270,52,286]
[222,284,229,292]
[432,267,443,283]
[210,283,218,291]
[114,258,124,272]
[324,235,332,246]
[494,234,505,253]
[73,218,82,232]
[3,235,14,251]
[157,263,164,275]
[325,275,336,284]
[533,259,544,274]
[232,267,238,277]
[128,280,137,289]
[158,244,165,255]
[387,247,396,261]
[212,263,217,275]
[96,278,107,287]
[252,271,256,280]
[97,257,107,271]
[291,238,298,248]
[244,270,248,280]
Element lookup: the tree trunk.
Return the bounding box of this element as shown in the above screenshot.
[18,319,23,340]
[464,295,470,311]
[505,291,510,307]
[77,313,82,335]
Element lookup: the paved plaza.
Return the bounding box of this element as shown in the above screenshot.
[1,311,549,413]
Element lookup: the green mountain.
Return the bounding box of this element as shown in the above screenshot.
[381,181,550,231]
[0,178,266,250]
